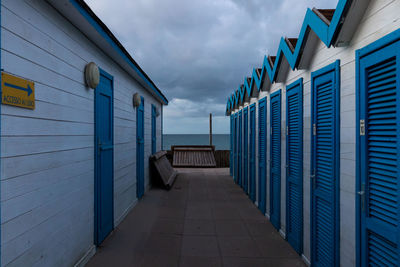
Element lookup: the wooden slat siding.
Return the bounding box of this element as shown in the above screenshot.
[1,1,163,266]
[258,1,400,266]
[172,146,216,168]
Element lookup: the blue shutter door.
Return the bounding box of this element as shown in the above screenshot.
[358,40,400,266]
[250,104,256,202]
[95,69,114,245]
[311,61,340,266]
[151,105,157,155]
[239,110,243,187]
[230,115,234,176]
[286,79,303,254]
[258,98,267,214]
[234,113,238,182]
[270,90,281,230]
[244,107,249,194]
[137,97,145,199]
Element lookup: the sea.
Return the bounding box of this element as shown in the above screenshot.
[163,134,230,151]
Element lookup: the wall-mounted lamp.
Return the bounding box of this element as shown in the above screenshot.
[85,62,100,89]
[133,93,141,108]
[155,108,160,117]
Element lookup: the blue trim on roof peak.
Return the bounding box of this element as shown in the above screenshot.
[226,0,351,114]
[70,0,168,105]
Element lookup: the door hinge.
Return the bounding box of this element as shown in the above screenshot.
[286,126,289,135]
[313,124,316,136]
[358,183,366,212]
[360,119,365,136]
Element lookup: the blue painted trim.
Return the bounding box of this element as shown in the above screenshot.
[94,68,114,245]
[226,0,351,113]
[161,105,163,150]
[69,0,168,105]
[151,104,157,154]
[258,97,267,214]
[285,78,304,255]
[310,60,340,266]
[269,89,281,230]
[355,28,400,267]
[249,103,257,203]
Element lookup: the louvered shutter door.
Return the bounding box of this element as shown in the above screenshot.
[234,114,238,182]
[244,107,249,194]
[270,91,281,230]
[250,105,256,202]
[259,98,267,214]
[239,111,243,186]
[230,115,234,176]
[311,61,340,267]
[151,106,157,155]
[286,81,303,254]
[359,41,400,266]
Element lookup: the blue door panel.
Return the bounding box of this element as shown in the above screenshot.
[234,113,238,182]
[250,104,256,202]
[244,107,249,194]
[95,69,114,245]
[151,105,157,155]
[230,115,234,176]
[239,110,243,187]
[311,61,340,266]
[137,97,145,199]
[358,38,400,266]
[270,90,281,230]
[286,79,303,254]
[258,98,267,214]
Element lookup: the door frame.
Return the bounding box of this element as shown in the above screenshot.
[137,96,145,199]
[310,60,340,265]
[285,78,304,254]
[94,68,114,245]
[250,103,256,202]
[243,106,249,194]
[258,97,267,214]
[238,110,243,186]
[355,29,400,267]
[270,89,281,230]
[151,104,157,155]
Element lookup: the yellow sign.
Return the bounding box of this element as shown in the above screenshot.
[2,72,35,109]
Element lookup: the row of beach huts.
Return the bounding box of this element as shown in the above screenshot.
[0,0,169,266]
[226,0,400,266]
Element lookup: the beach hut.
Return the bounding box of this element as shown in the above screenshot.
[226,0,400,265]
[0,0,168,266]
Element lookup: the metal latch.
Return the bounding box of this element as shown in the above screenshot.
[360,119,365,136]
[313,123,316,136]
[286,126,289,135]
[311,169,316,189]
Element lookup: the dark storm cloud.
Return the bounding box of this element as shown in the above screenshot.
[86,0,337,133]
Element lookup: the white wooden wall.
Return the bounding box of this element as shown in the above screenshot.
[1,0,163,266]
[231,0,400,266]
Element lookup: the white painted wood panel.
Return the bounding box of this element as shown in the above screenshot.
[1,0,165,266]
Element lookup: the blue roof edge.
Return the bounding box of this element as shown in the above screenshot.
[226,0,351,114]
[70,0,168,105]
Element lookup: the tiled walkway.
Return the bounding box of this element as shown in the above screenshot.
[87,168,305,267]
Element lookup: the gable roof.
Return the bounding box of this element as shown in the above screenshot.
[47,0,168,105]
[226,0,371,114]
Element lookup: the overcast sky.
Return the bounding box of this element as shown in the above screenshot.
[86,0,337,134]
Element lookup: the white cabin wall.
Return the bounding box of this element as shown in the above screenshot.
[1,0,164,266]
[227,1,400,266]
